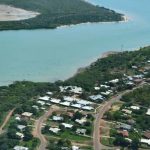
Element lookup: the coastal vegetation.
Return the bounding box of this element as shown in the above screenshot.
[0,46,149,149]
[0,0,123,30]
[0,46,150,125]
[65,46,150,91]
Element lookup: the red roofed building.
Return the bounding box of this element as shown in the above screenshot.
[118,130,129,137]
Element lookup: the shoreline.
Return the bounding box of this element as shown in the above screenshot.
[0,43,149,87]
[75,51,119,75]
[56,15,129,30]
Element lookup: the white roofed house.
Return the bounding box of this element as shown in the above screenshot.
[14,146,29,150]
[100,84,110,88]
[77,99,92,105]
[109,79,119,84]
[63,96,75,102]
[89,94,104,101]
[15,116,21,121]
[146,108,150,115]
[140,138,150,146]
[61,123,73,129]
[101,91,112,96]
[50,98,61,104]
[52,116,64,121]
[76,128,86,135]
[130,106,140,110]
[21,112,33,120]
[32,105,39,110]
[72,146,79,150]
[59,86,82,94]
[75,117,87,125]
[46,91,53,95]
[49,127,61,134]
[70,86,82,94]
[82,106,94,111]
[16,132,24,139]
[37,100,45,106]
[39,96,50,101]
[60,101,71,107]
[71,103,82,109]
[94,87,100,90]
[17,125,26,131]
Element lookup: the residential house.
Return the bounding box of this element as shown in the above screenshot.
[49,127,61,134]
[146,108,150,115]
[72,146,79,150]
[89,94,104,101]
[76,128,86,135]
[52,116,64,121]
[21,112,33,120]
[118,130,129,137]
[17,125,26,131]
[130,106,140,110]
[61,123,73,129]
[75,117,87,125]
[16,132,24,139]
[144,131,150,139]
[39,96,50,101]
[117,123,131,131]
[141,139,150,146]
[14,146,28,150]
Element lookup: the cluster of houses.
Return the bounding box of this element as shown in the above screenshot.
[37,86,95,111]
[108,103,150,147]
[11,59,150,150]
[12,113,33,150]
[48,112,89,136]
[44,111,91,150]
[13,145,80,150]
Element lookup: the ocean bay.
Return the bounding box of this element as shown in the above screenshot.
[0,0,150,85]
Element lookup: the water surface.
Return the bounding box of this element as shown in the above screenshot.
[0,0,150,85]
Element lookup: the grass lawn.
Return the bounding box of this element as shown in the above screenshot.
[60,131,91,142]
[101,137,115,147]
[46,130,91,143]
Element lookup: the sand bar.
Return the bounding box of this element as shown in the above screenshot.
[0,4,40,21]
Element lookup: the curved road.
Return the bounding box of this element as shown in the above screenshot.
[93,82,147,150]
[33,106,55,150]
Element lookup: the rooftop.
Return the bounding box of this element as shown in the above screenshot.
[62,123,73,128]
[14,146,28,150]
[21,112,33,117]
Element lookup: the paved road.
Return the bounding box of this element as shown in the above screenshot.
[33,107,55,150]
[93,82,147,150]
[0,108,15,134]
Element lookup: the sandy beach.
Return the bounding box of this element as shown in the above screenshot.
[0,5,40,21]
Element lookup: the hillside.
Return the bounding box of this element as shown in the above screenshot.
[0,0,123,30]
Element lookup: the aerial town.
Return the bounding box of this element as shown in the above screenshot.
[0,57,149,150]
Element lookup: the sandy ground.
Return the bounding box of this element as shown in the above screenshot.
[0,4,40,21]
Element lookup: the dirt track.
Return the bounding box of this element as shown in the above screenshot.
[0,108,15,134]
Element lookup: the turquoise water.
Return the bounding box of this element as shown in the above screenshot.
[0,0,150,85]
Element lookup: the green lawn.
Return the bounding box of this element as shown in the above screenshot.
[101,137,115,147]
